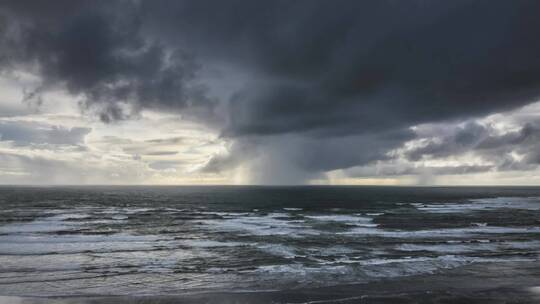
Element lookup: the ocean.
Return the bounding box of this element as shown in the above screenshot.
[0,186,539,303]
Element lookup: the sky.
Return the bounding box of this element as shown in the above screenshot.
[1,0,540,185]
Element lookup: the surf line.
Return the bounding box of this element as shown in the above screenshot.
[285,295,368,304]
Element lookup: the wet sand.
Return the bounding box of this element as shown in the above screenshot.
[3,261,539,304]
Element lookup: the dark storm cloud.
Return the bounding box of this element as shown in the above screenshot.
[3,1,540,131]
[144,0,540,177]
[142,0,540,137]
[0,0,214,122]
[202,128,414,183]
[3,0,540,180]
[291,129,415,172]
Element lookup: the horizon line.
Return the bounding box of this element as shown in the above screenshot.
[0,184,539,188]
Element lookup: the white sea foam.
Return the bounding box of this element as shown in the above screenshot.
[0,233,170,255]
[359,256,435,266]
[1,197,539,297]
[0,214,81,234]
[201,211,251,217]
[181,239,249,248]
[0,211,128,235]
[341,225,540,238]
[397,243,497,253]
[253,255,469,282]
[255,263,350,275]
[202,213,318,236]
[305,214,377,227]
[307,245,356,256]
[257,243,300,258]
[124,208,154,214]
[397,240,540,253]
[0,212,171,255]
[111,215,129,220]
[254,254,539,284]
[413,196,540,213]
[0,233,162,244]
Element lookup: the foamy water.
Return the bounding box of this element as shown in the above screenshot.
[0,186,539,297]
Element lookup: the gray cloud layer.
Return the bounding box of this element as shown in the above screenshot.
[406,120,540,171]
[140,0,540,137]
[0,0,214,122]
[0,121,90,146]
[2,1,540,183]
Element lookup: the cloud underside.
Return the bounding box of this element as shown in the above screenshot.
[1,0,540,184]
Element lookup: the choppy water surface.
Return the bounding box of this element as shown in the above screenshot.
[0,186,539,297]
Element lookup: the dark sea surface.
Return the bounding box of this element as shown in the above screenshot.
[1,186,540,303]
